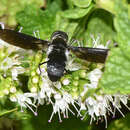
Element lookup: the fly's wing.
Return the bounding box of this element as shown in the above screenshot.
[0,29,49,50]
[69,46,109,63]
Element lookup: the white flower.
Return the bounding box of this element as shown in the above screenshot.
[62,78,70,85]
[91,34,111,49]
[15,93,38,116]
[66,57,81,71]
[87,68,102,88]
[11,67,25,80]
[80,94,130,128]
[0,57,14,70]
[10,87,16,93]
[112,94,130,117]
[40,77,54,101]
[48,92,80,122]
[82,96,107,127]
[0,22,5,29]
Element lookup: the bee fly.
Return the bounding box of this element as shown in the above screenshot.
[0,27,109,82]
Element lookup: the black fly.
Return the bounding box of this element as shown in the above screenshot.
[0,27,109,82]
[42,31,69,81]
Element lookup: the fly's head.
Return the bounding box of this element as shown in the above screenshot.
[51,31,68,43]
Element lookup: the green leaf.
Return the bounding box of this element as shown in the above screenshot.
[107,113,130,130]
[20,119,35,130]
[95,0,115,14]
[55,12,79,39]
[16,1,61,39]
[99,48,130,94]
[62,4,94,19]
[84,9,116,46]
[0,0,43,26]
[99,0,130,94]
[72,0,92,8]
[114,0,130,59]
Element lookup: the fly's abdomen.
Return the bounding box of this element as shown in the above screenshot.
[47,60,65,82]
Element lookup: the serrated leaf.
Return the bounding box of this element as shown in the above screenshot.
[99,48,130,94]
[62,4,94,19]
[83,9,116,46]
[16,2,61,39]
[114,0,130,60]
[72,0,92,8]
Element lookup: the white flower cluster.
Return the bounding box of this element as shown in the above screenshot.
[11,80,80,122]
[11,66,129,127]
[79,68,129,128]
[0,40,25,80]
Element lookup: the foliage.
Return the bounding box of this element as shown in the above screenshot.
[0,0,130,130]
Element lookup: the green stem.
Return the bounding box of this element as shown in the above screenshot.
[0,107,18,117]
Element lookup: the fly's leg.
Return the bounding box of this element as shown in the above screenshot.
[64,69,71,75]
[69,39,83,47]
[38,61,47,75]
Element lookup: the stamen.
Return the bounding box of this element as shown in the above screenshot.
[120,97,130,111]
[24,102,37,116]
[106,40,111,47]
[36,30,40,39]
[18,27,23,32]
[48,111,55,123]
[63,111,66,118]
[33,31,37,37]
[77,40,81,47]
[90,34,100,47]
[112,108,116,118]
[90,116,93,125]
[115,107,125,117]
[81,111,88,120]
[123,104,130,111]
[104,115,107,128]
[72,103,81,116]
[68,107,75,115]
[69,39,77,46]
[33,30,40,39]
[66,108,69,118]
[80,41,84,47]
[106,107,114,115]
[0,22,4,29]
[20,106,24,112]
[58,110,62,123]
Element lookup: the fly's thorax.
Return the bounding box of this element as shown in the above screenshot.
[47,38,68,61]
[51,37,67,48]
[47,38,67,55]
[47,44,53,55]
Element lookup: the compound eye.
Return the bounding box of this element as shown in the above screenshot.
[51,31,68,42]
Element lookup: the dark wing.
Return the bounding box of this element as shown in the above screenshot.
[0,29,49,50]
[69,46,109,63]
